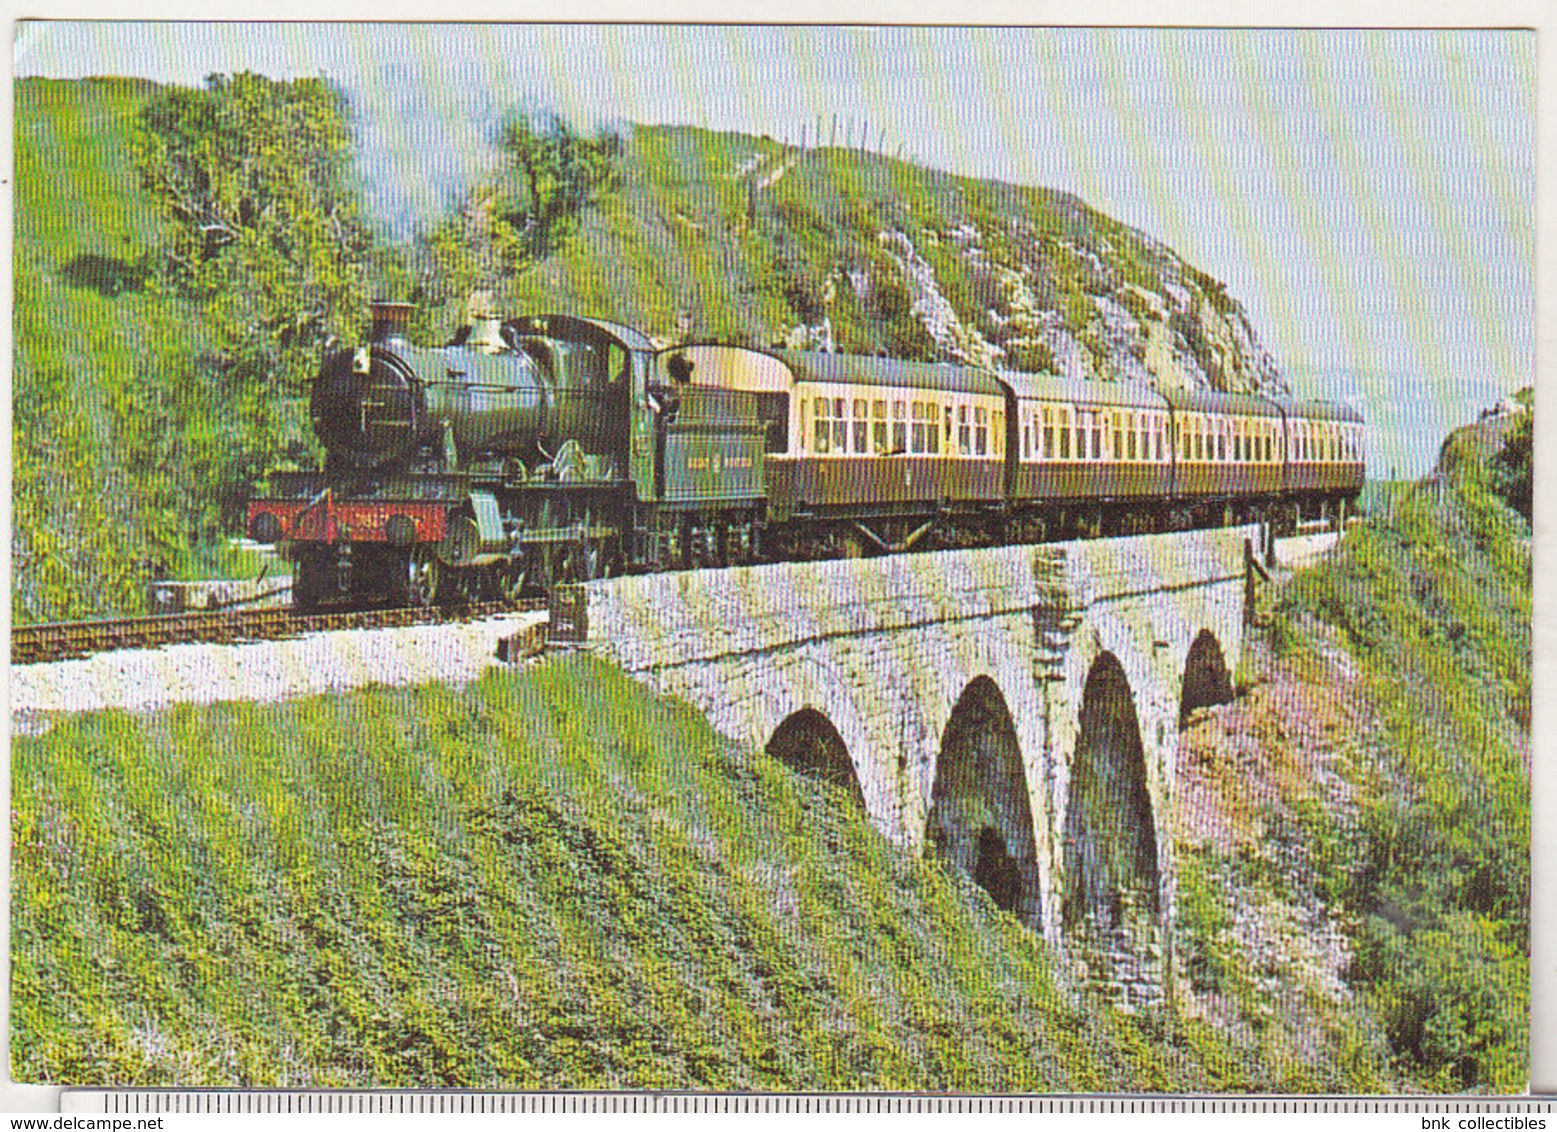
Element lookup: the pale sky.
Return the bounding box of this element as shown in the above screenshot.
[15,23,1537,475]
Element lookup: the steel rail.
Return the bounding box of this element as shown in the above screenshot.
[12,600,541,667]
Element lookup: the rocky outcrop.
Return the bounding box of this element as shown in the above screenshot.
[502,127,1291,396]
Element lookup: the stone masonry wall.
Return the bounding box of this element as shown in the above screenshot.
[570,526,1253,947]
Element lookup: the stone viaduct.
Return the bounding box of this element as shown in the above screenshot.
[550,526,1254,995]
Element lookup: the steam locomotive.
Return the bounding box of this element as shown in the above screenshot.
[246,301,1365,610]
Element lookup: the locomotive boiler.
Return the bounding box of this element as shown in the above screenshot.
[310,301,624,471]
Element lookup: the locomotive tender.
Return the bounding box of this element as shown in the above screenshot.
[247,301,1365,610]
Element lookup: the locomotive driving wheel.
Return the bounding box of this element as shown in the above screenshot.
[401,546,441,608]
[495,559,529,603]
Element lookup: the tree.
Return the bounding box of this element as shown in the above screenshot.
[130,72,375,540]
[419,114,623,315]
[132,72,372,390]
[494,114,623,260]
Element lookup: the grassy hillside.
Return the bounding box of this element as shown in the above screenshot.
[1171,439,1530,1093]
[16,654,1360,1092]
[1272,450,1530,1091]
[425,124,1284,395]
[12,78,268,623]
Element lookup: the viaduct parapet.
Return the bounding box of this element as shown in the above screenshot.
[554,526,1253,997]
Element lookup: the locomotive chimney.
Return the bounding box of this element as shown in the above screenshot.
[369,300,414,344]
[465,290,504,355]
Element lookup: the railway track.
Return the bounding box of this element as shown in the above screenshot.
[12,600,544,667]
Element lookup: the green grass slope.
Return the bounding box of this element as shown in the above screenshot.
[1198,445,1530,1093]
[17,654,1333,1092]
[1271,456,1529,1091]
[13,77,254,623]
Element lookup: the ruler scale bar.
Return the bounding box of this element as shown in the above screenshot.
[60,1091,1557,1116]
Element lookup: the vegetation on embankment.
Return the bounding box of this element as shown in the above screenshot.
[13,75,362,623]
[1173,422,1531,1093]
[17,654,1356,1092]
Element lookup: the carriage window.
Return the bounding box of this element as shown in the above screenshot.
[911,402,925,454]
[1126,413,1137,461]
[1059,408,1071,459]
[1217,423,1227,463]
[927,405,940,454]
[1092,414,1102,461]
[852,400,868,454]
[958,405,971,455]
[1233,421,1243,462]
[1265,430,1273,462]
[832,398,847,452]
[974,407,988,456]
[873,400,888,453]
[993,410,1004,454]
[1023,423,1031,460]
[1075,411,1088,460]
[892,401,907,452]
[813,398,831,454]
[1114,414,1124,460]
[1044,407,1056,459]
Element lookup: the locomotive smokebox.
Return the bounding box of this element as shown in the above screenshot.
[369,300,414,343]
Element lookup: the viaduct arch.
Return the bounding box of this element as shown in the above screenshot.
[552,526,1252,993]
